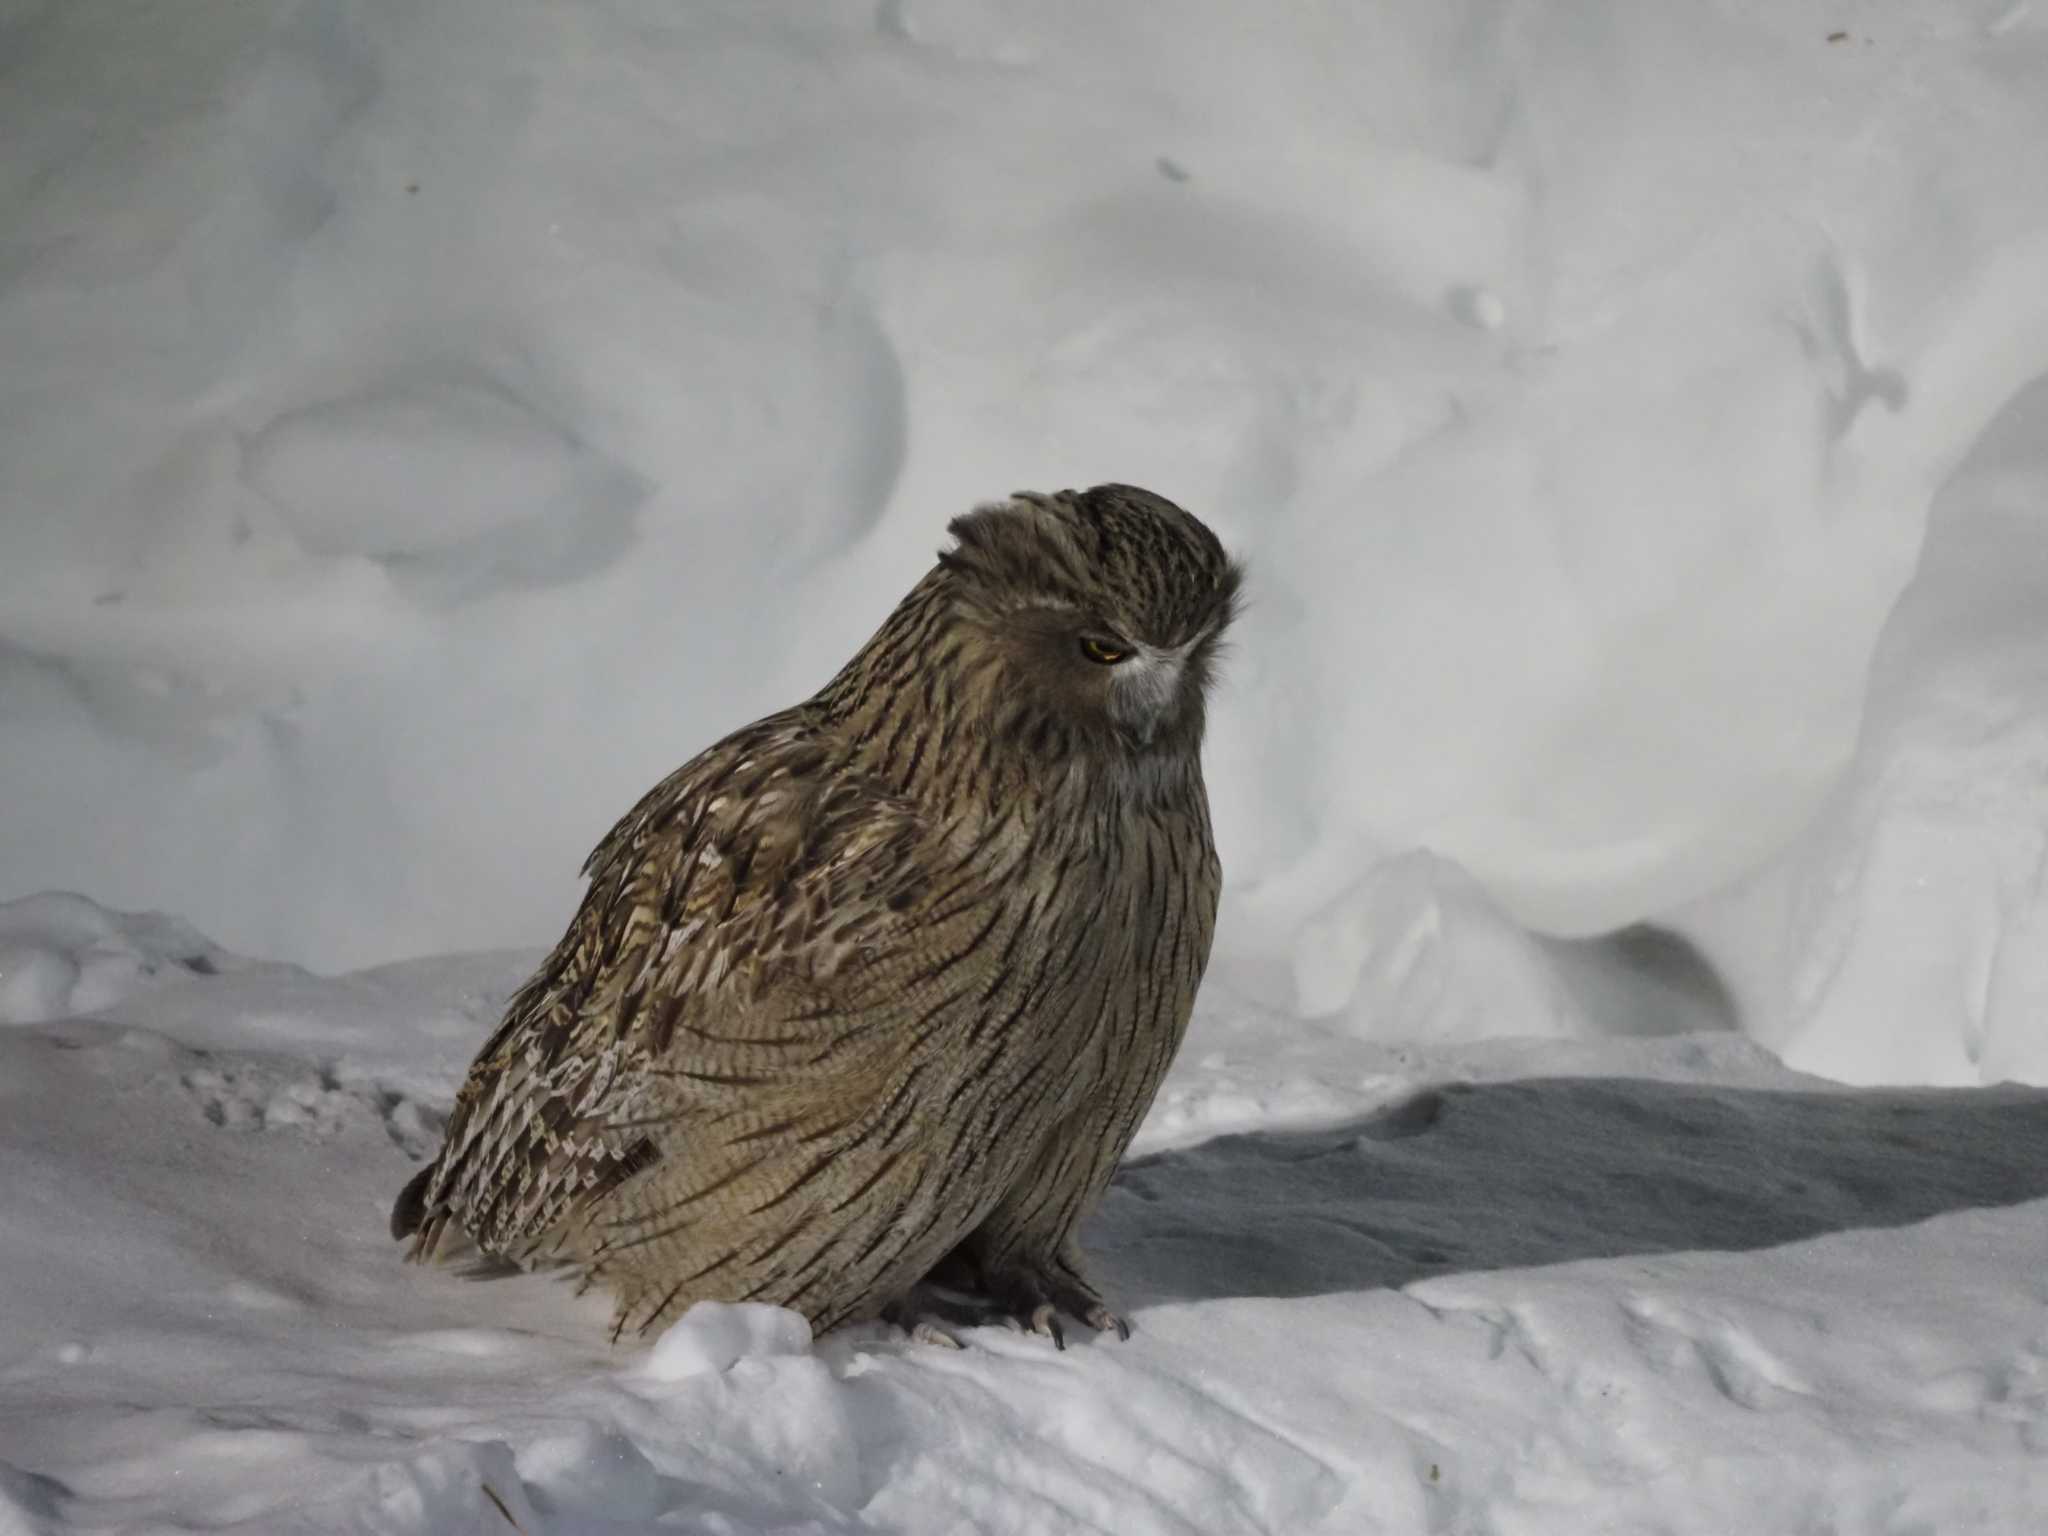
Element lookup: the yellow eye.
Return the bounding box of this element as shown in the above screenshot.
[1080,637,1129,665]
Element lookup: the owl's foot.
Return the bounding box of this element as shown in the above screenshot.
[979,1260,1130,1350]
[879,1286,985,1349]
[886,1262,1130,1350]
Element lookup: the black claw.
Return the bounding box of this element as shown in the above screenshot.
[1112,1315,1131,1342]
[1050,1318,1066,1350]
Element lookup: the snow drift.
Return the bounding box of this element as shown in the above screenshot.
[7,0,2048,1085]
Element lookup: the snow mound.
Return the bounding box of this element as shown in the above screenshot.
[1782,374,2048,1085]
[640,1301,814,1383]
[0,891,236,1026]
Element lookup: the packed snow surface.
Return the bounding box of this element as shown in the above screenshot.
[1,914,2044,1535]
[6,0,2048,1086]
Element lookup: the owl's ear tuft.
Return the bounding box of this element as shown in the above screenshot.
[937,497,1091,608]
[936,502,1009,579]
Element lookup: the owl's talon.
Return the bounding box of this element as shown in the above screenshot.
[909,1320,964,1349]
[888,1263,1128,1348]
[950,1255,1127,1348]
[1028,1302,1065,1349]
[1082,1303,1131,1341]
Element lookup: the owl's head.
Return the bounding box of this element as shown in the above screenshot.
[937,485,1242,757]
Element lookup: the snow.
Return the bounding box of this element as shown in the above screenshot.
[639,1304,814,1385]
[6,0,2048,1529]
[1684,374,2048,1086]
[1,937,2044,1533]
[0,893,237,1028]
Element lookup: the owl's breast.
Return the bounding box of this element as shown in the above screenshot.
[973,785,1217,1110]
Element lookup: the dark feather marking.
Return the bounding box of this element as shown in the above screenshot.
[742,1229,838,1303]
[744,1147,842,1217]
[827,1139,914,1215]
[594,1151,776,1241]
[569,1136,662,1215]
[645,1066,778,1088]
[846,1197,921,1272]
[903,904,1006,989]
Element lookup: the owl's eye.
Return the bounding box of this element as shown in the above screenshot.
[1080,636,1131,665]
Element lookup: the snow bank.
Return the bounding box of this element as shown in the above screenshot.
[8,2,2048,1092]
[1686,374,2048,1085]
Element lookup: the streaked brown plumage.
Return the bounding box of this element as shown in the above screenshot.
[392,484,1241,1344]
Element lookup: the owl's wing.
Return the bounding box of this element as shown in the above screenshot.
[398,710,979,1266]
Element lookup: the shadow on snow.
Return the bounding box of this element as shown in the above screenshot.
[1088,1077,2048,1305]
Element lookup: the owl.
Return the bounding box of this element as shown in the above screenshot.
[393,484,1241,1346]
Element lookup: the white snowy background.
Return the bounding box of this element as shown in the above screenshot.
[4,1,2048,1531]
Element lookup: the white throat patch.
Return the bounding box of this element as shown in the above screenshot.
[1111,644,1189,744]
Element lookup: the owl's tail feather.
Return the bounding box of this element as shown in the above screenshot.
[391,1169,467,1264]
[391,1163,434,1242]
[390,1163,538,1279]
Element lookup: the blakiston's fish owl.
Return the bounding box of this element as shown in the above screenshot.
[393,484,1240,1345]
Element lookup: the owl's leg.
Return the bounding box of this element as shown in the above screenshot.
[936,1107,1142,1346]
[878,1250,1020,1348]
